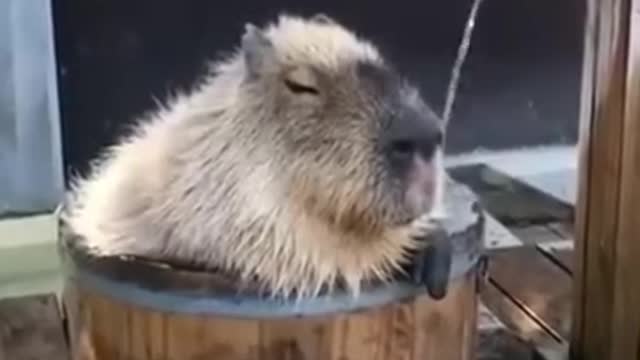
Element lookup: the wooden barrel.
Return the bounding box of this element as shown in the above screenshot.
[58,180,486,360]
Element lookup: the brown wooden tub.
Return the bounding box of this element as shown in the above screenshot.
[58,180,486,360]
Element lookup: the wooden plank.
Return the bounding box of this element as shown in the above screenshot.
[550,250,574,276]
[476,327,570,360]
[484,215,523,249]
[488,246,572,344]
[480,282,558,350]
[64,278,479,360]
[476,328,539,360]
[610,0,640,356]
[572,0,640,358]
[535,342,569,360]
[259,317,335,360]
[546,222,574,241]
[0,293,70,360]
[538,242,574,274]
[448,164,573,227]
[477,302,505,332]
[571,0,613,356]
[508,224,565,246]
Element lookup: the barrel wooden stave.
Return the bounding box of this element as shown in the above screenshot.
[63,271,477,360]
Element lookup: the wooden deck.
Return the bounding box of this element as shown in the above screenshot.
[0,163,575,359]
[451,164,574,360]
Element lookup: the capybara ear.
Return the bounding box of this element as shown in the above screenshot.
[241,23,277,79]
[310,13,339,26]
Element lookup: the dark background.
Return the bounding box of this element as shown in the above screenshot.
[52,0,585,179]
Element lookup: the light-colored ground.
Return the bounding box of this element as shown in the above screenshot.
[0,214,61,299]
[0,144,577,299]
[446,144,577,204]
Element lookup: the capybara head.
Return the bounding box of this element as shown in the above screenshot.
[237,14,444,239]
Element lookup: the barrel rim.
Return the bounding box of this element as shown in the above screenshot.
[58,180,485,318]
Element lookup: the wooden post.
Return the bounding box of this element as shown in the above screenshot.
[572,0,640,358]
